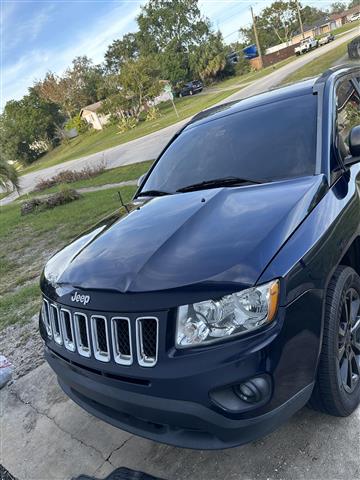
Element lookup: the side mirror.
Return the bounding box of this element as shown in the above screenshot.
[349,125,360,158]
[137,173,147,187]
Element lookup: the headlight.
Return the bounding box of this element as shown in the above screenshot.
[176,280,280,348]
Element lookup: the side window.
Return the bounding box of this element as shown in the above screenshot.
[335,79,360,159]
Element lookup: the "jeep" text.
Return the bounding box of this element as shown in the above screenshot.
[71,292,90,306]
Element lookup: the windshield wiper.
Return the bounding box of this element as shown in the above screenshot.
[137,189,171,197]
[176,176,262,193]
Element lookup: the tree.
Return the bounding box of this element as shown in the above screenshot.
[0,158,19,192]
[137,0,211,82]
[35,56,103,118]
[189,32,228,82]
[101,56,162,120]
[239,1,328,50]
[104,33,139,73]
[301,5,328,26]
[34,72,74,118]
[347,0,359,9]
[1,89,63,165]
[260,1,298,44]
[329,2,347,14]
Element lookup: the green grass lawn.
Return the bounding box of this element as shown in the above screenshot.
[22,87,240,175]
[280,42,348,85]
[20,160,153,199]
[0,185,137,330]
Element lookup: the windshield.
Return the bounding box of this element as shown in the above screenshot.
[141,93,317,194]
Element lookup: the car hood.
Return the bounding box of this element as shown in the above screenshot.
[44,175,327,295]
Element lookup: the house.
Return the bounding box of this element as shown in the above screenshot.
[330,6,360,27]
[291,17,337,45]
[80,101,110,130]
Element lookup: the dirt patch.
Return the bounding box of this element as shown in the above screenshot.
[0,314,44,380]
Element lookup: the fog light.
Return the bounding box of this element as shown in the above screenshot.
[210,374,272,413]
[234,377,270,404]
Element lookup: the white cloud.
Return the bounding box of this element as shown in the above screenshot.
[5,3,55,50]
[1,1,141,108]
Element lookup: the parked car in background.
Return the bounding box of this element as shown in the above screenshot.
[176,80,203,98]
[318,33,335,46]
[348,36,360,59]
[227,51,240,64]
[349,12,360,22]
[295,37,318,55]
[40,65,360,450]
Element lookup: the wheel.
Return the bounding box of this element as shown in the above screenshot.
[310,266,360,416]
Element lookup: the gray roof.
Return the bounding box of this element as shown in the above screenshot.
[81,101,103,112]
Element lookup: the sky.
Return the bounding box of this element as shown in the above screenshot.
[1,0,334,108]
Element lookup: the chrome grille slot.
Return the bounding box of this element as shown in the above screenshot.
[91,315,110,362]
[50,304,62,345]
[111,317,132,365]
[136,317,159,367]
[42,299,52,337]
[60,309,75,352]
[74,312,91,357]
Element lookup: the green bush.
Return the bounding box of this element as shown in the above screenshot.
[118,116,138,133]
[145,106,161,122]
[234,57,251,77]
[21,187,81,215]
[65,114,90,135]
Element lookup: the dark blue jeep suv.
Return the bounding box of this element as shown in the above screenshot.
[40,65,360,449]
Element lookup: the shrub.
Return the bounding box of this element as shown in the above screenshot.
[65,114,89,135]
[34,163,105,191]
[118,116,138,134]
[234,57,251,76]
[21,188,81,215]
[145,106,161,122]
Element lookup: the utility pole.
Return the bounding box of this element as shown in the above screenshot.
[295,0,305,40]
[250,6,263,69]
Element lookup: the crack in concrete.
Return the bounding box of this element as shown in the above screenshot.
[107,436,132,464]
[9,386,135,476]
[92,436,133,475]
[8,387,108,464]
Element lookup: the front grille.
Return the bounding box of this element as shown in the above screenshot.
[73,312,91,358]
[50,304,62,345]
[111,317,132,365]
[136,317,159,367]
[60,309,75,352]
[41,299,159,367]
[91,315,110,362]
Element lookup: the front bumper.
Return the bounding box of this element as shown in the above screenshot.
[46,347,313,449]
[42,289,323,449]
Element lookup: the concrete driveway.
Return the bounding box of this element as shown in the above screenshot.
[1,360,359,480]
[1,27,358,207]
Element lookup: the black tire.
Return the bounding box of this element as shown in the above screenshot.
[310,266,360,416]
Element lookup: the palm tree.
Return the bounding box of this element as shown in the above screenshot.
[0,158,19,193]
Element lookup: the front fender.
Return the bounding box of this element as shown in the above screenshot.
[258,167,360,305]
[257,166,360,382]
